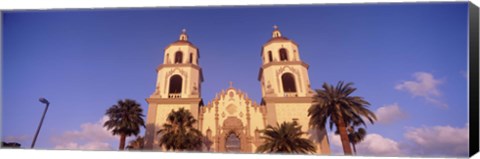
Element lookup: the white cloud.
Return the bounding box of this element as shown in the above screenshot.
[54,141,112,150]
[51,116,117,150]
[375,103,406,124]
[395,72,447,108]
[328,132,342,147]
[327,123,469,157]
[327,132,346,155]
[355,134,403,156]
[328,132,403,156]
[3,135,30,143]
[404,124,469,156]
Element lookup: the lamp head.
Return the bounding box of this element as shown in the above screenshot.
[39,98,49,105]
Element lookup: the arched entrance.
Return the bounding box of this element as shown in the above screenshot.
[225,132,241,152]
[218,117,251,152]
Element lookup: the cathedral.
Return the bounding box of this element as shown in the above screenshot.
[143,26,331,154]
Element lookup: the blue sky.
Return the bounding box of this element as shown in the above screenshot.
[2,2,469,157]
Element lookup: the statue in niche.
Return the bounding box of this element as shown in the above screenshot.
[192,82,198,95]
[166,54,170,64]
[204,128,213,151]
[253,128,262,147]
[265,81,274,94]
[154,86,160,95]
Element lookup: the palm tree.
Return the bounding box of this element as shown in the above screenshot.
[308,81,376,155]
[348,127,366,155]
[256,121,316,154]
[104,99,145,150]
[126,136,144,150]
[334,125,367,155]
[157,108,203,151]
[336,118,369,154]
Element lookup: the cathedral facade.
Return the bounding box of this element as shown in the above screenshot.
[144,27,331,154]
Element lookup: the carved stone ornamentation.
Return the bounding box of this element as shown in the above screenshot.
[226,104,237,115]
[222,117,244,129]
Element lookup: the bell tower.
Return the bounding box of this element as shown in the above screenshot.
[258,25,312,98]
[258,26,330,154]
[144,29,204,150]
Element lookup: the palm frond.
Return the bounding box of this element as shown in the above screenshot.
[256,121,316,154]
[157,108,204,151]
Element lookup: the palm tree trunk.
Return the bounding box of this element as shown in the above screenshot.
[119,133,126,150]
[336,111,353,155]
[352,143,357,155]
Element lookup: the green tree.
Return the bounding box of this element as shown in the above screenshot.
[126,136,144,150]
[157,108,203,151]
[348,127,366,154]
[104,99,145,150]
[256,121,316,154]
[334,125,367,155]
[308,81,376,155]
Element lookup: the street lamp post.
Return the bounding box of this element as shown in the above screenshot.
[31,97,50,148]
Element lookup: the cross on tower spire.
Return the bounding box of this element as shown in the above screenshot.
[229,81,233,88]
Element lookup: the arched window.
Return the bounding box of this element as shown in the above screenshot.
[175,51,183,64]
[268,51,273,62]
[189,53,193,64]
[279,48,288,61]
[169,75,182,94]
[281,73,296,92]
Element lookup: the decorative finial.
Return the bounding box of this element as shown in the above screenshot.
[272,25,282,38]
[229,81,233,88]
[179,28,188,41]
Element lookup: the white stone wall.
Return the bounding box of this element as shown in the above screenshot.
[260,64,311,97]
[164,45,199,65]
[262,41,300,64]
[154,66,201,98]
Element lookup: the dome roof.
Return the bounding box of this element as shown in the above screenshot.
[263,25,298,46]
[166,29,198,49]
